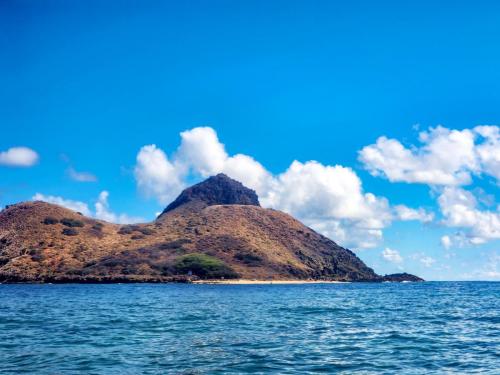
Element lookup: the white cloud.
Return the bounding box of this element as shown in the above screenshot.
[394,205,434,222]
[359,125,500,187]
[438,186,500,245]
[177,127,228,177]
[410,252,436,267]
[307,219,384,249]
[33,191,142,224]
[381,248,403,264]
[263,161,389,221]
[133,126,432,249]
[222,154,272,195]
[474,125,500,182]
[440,235,452,250]
[262,161,393,249]
[176,127,273,194]
[68,167,97,182]
[359,126,479,185]
[0,147,39,167]
[359,124,500,246]
[94,191,143,224]
[134,144,185,205]
[32,193,91,216]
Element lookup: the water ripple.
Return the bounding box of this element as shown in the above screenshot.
[0,282,498,374]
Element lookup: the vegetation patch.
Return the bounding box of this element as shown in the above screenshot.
[60,218,84,228]
[159,239,191,250]
[62,228,79,236]
[43,217,58,225]
[118,226,134,235]
[174,253,238,279]
[137,227,154,235]
[92,222,103,231]
[234,251,263,266]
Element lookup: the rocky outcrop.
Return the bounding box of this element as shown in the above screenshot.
[159,173,260,216]
[382,273,424,282]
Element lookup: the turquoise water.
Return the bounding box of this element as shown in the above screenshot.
[0,282,498,374]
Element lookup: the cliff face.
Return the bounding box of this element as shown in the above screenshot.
[0,175,421,283]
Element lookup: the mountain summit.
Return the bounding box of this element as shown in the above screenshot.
[0,175,422,283]
[160,173,260,216]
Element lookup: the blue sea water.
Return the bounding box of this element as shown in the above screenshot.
[0,282,498,374]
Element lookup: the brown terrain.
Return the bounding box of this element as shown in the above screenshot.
[0,174,422,283]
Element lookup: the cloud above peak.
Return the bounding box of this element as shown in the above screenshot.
[133,126,431,249]
[134,144,185,205]
[0,147,39,167]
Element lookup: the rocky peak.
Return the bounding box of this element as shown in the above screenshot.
[159,174,260,216]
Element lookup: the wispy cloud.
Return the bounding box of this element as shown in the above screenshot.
[410,252,436,268]
[32,191,142,224]
[67,167,97,182]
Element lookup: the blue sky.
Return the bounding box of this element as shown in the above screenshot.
[2,1,500,280]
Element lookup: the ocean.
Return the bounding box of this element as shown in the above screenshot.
[0,282,498,374]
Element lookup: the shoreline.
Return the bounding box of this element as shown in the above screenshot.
[192,279,349,285]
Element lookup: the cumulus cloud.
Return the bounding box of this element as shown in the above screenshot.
[134,145,185,205]
[133,127,431,249]
[67,167,97,182]
[177,127,228,177]
[437,186,500,245]
[33,191,142,224]
[358,124,500,246]
[359,126,488,186]
[0,147,39,167]
[381,248,403,264]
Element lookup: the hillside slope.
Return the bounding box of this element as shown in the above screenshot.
[0,174,422,282]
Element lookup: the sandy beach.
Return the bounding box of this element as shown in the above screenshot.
[192,279,348,285]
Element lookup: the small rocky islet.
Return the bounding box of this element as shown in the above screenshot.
[0,174,422,283]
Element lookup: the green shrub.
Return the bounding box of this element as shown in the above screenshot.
[118,225,154,236]
[234,251,263,266]
[118,225,136,235]
[92,222,104,232]
[43,217,58,225]
[62,228,78,236]
[174,253,238,279]
[60,218,84,228]
[159,239,191,250]
[138,227,154,235]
